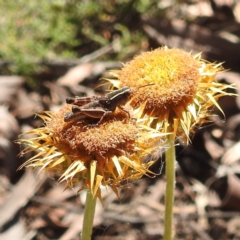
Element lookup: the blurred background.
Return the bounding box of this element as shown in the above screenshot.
[0,0,240,239]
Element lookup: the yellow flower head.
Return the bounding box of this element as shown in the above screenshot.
[18,105,163,200]
[105,47,235,143]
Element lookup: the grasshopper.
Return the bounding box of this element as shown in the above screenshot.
[64,85,153,124]
[64,98,110,123]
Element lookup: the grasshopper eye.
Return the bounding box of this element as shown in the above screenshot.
[72,106,81,113]
[99,99,110,105]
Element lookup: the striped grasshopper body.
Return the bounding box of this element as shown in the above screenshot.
[64,87,131,124]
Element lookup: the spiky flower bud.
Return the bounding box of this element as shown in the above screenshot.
[18,105,163,200]
[105,47,235,143]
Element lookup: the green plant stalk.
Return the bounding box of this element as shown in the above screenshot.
[164,133,176,240]
[82,190,97,240]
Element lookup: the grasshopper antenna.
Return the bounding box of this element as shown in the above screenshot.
[138,83,155,89]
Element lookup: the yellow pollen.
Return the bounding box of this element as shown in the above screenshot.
[118,48,200,119]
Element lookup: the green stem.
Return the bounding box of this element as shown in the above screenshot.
[82,190,97,240]
[164,133,176,240]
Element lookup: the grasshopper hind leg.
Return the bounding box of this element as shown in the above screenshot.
[118,106,130,118]
[64,112,85,122]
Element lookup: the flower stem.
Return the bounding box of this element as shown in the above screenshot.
[82,190,97,240]
[164,133,176,240]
